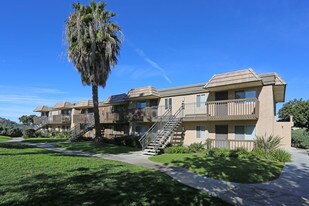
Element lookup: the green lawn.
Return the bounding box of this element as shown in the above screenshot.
[0,136,11,142]
[22,137,68,143]
[0,144,228,205]
[57,141,140,154]
[149,153,284,184]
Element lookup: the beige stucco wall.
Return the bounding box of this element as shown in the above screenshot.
[158,92,208,116]
[256,85,275,137]
[274,121,293,147]
[180,120,258,146]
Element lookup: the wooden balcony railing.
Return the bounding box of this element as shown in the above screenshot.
[33,115,71,125]
[100,112,126,123]
[73,113,94,124]
[206,139,255,151]
[183,98,259,121]
[128,106,159,122]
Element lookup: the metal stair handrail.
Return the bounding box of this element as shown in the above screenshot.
[152,104,184,151]
[70,114,95,141]
[139,108,172,150]
[32,116,48,130]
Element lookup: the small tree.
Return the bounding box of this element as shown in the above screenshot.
[278,98,309,128]
[19,115,37,126]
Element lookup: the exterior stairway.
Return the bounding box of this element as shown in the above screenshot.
[139,105,184,155]
[69,117,95,142]
[32,116,48,130]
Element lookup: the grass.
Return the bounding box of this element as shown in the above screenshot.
[22,137,68,143]
[149,153,284,184]
[56,141,140,154]
[0,136,11,142]
[0,144,228,205]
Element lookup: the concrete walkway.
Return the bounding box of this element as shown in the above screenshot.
[2,139,309,205]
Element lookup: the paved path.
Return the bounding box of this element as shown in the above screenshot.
[2,139,309,205]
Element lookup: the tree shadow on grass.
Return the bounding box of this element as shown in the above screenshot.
[1,163,229,206]
[58,142,140,155]
[169,155,284,184]
[0,144,57,156]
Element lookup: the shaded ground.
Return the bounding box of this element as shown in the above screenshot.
[149,153,284,183]
[0,144,228,206]
[22,137,68,143]
[57,141,140,154]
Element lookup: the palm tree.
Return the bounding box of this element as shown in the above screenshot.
[66,0,122,142]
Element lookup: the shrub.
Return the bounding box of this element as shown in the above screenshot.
[208,148,230,158]
[107,135,141,148]
[251,148,291,163]
[6,128,23,137]
[23,129,36,138]
[270,149,292,162]
[205,139,212,149]
[164,146,190,154]
[292,129,309,149]
[229,147,250,159]
[255,134,282,152]
[124,136,141,148]
[188,142,205,153]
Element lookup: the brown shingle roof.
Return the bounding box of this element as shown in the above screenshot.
[53,101,73,110]
[33,106,51,112]
[74,100,93,108]
[204,68,262,89]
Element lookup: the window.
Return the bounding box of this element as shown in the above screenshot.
[136,101,147,109]
[196,94,206,107]
[235,125,256,140]
[235,90,256,99]
[165,98,172,109]
[196,126,206,139]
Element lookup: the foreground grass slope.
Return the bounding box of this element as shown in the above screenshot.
[149,153,284,184]
[0,136,11,142]
[0,144,228,206]
[57,141,140,154]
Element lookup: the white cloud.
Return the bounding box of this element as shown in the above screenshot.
[126,41,172,84]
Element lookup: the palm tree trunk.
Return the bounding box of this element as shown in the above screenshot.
[92,84,102,143]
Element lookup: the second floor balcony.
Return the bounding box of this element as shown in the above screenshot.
[100,111,126,123]
[183,98,259,121]
[33,115,71,125]
[73,113,94,124]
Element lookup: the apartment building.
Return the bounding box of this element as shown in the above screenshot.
[33,69,293,153]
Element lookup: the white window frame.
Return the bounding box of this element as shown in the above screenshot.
[196,125,206,139]
[196,94,206,107]
[165,98,172,110]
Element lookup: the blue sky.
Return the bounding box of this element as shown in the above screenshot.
[0,0,308,122]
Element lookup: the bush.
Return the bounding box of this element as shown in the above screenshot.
[255,134,282,152]
[23,129,36,138]
[208,148,230,158]
[251,148,291,163]
[292,129,309,149]
[164,146,190,154]
[188,142,205,153]
[229,147,250,159]
[105,135,141,148]
[6,128,23,137]
[251,147,268,159]
[270,149,292,162]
